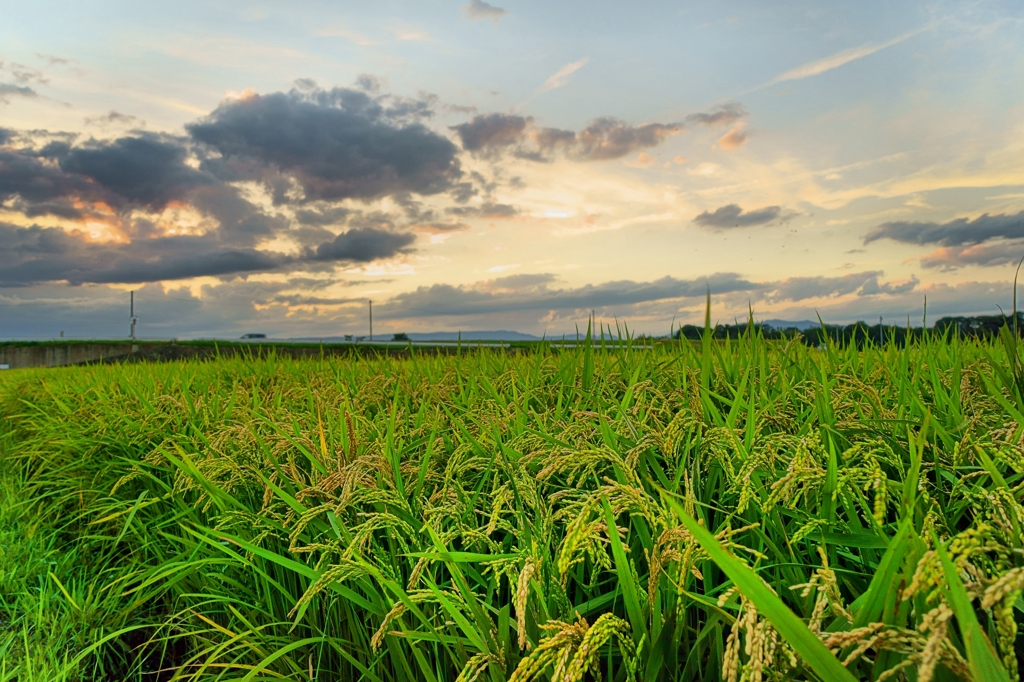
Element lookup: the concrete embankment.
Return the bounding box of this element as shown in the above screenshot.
[0,343,248,369]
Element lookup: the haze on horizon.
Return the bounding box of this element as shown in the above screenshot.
[2,0,1023,339]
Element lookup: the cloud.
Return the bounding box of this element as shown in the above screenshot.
[453,103,744,162]
[765,26,928,87]
[919,244,1024,270]
[189,87,461,203]
[0,221,416,286]
[573,118,680,161]
[693,204,783,228]
[480,273,558,292]
[717,125,748,150]
[35,54,70,66]
[0,83,38,104]
[0,132,226,218]
[84,111,144,128]
[767,271,918,302]
[445,202,518,219]
[0,147,96,208]
[452,114,680,161]
[57,134,216,209]
[627,152,658,168]
[294,206,352,226]
[380,268,916,319]
[4,63,48,86]
[0,87,438,287]
[270,294,361,307]
[309,227,415,262]
[0,279,372,340]
[463,0,508,22]
[410,221,470,235]
[865,211,1024,247]
[538,58,589,94]
[684,102,747,127]
[450,113,529,152]
[0,130,298,244]
[0,222,285,285]
[383,272,760,317]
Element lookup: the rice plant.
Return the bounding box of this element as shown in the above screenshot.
[1,327,1022,680]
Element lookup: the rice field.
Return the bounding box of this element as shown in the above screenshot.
[1,327,1023,681]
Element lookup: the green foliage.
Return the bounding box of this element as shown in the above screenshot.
[1,331,1023,680]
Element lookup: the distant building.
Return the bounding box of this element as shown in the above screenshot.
[240,333,267,339]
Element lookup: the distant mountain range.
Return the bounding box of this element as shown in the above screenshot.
[284,330,542,343]
[404,331,541,341]
[761,319,820,331]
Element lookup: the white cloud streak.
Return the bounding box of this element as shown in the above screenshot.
[538,58,589,94]
[761,24,932,88]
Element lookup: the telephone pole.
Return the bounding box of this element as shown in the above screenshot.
[130,291,138,341]
[368,300,373,341]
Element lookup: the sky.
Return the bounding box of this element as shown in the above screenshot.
[2,0,1024,339]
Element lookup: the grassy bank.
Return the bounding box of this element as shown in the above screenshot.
[1,332,1022,680]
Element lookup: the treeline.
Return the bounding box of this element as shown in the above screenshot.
[674,312,1024,345]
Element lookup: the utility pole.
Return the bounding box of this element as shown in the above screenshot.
[130,291,138,342]
[368,300,373,341]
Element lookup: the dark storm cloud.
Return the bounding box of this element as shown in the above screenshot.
[0,221,416,286]
[294,206,352,226]
[57,134,216,209]
[452,103,746,162]
[449,181,478,203]
[17,200,87,220]
[451,113,677,161]
[865,211,1024,247]
[463,0,508,22]
[451,113,529,151]
[0,222,285,285]
[187,88,462,203]
[0,132,224,222]
[445,202,518,218]
[694,204,783,229]
[309,227,415,262]
[0,80,486,290]
[0,147,96,206]
[479,202,518,218]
